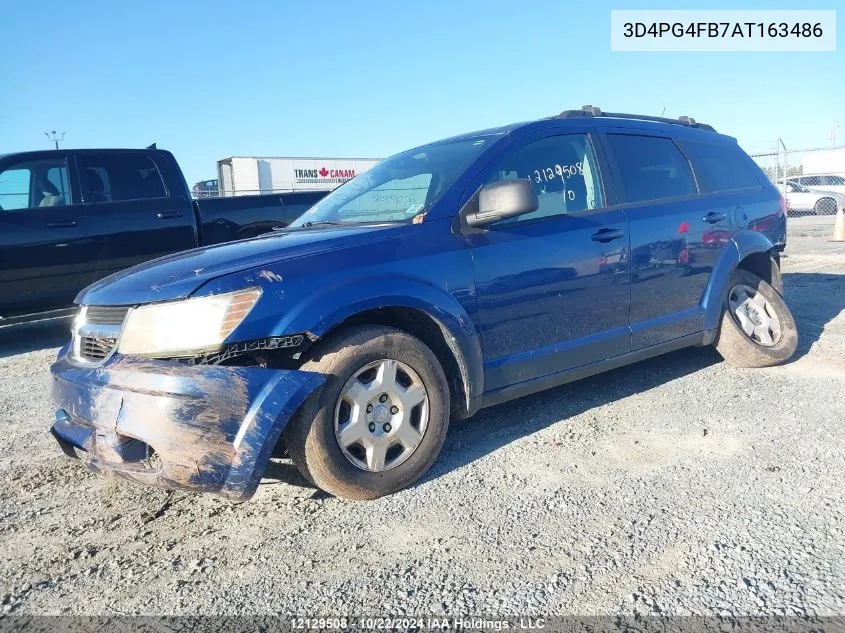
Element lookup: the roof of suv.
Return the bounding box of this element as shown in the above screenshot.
[434,106,728,148]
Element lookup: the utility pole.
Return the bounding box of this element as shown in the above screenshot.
[44,130,65,150]
[829,121,839,147]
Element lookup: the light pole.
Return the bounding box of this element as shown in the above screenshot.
[45,130,65,150]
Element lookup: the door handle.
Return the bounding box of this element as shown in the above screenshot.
[45,220,78,228]
[702,212,726,224]
[591,228,625,242]
[156,211,184,219]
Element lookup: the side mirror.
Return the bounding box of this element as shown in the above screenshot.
[465,179,538,228]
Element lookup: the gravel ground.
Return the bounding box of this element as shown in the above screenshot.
[1,216,843,617]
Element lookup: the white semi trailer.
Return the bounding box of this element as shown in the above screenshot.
[800,148,845,177]
[217,156,381,196]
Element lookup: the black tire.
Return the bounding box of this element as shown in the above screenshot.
[714,269,798,368]
[283,325,450,500]
[814,197,837,216]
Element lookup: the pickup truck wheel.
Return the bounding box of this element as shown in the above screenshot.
[283,325,450,500]
[714,269,797,368]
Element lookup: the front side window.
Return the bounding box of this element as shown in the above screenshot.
[605,134,697,203]
[0,158,71,211]
[290,135,499,227]
[484,133,605,223]
[78,154,167,203]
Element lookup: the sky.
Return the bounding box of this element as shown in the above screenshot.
[0,0,842,187]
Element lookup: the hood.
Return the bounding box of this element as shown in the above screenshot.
[78,225,392,306]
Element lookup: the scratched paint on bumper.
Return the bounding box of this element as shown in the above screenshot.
[50,346,323,500]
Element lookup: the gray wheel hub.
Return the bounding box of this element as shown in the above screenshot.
[728,283,782,347]
[333,359,429,472]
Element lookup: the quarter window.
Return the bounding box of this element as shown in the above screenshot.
[605,134,697,203]
[485,133,604,223]
[78,154,167,203]
[681,140,761,192]
[0,159,72,210]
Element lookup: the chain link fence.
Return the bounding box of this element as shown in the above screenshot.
[750,144,845,217]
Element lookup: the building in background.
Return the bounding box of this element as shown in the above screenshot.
[216,156,381,197]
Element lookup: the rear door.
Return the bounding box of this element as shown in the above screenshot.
[78,151,195,284]
[0,154,90,316]
[600,131,719,348]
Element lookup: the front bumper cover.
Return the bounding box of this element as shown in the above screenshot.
[50,346,324,500]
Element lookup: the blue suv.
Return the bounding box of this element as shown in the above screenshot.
[50,107,797,500]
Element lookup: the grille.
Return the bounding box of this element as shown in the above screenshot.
[74,305,130,363]
[80,335,118,362]
[85,305,131,324]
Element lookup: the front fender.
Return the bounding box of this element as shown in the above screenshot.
[701,230,775,331]
[273,275,484,403]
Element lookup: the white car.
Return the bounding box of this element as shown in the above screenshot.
[780,182,845,215]
[787,174,845,195]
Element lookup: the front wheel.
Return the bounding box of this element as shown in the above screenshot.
[714,269,798,368]
[283,325,450,500]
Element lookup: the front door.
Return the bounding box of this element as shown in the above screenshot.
[463,131,631,393]
[0,154,90,316]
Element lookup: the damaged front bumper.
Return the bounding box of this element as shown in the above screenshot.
[50,346,324,500]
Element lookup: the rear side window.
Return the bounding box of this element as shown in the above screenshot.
[820,175,845,186]
[605,134,697,203]
[78,154,167,203]
[681,140,761,192]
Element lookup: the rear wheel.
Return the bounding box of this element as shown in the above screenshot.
[714,269,798,368]
[815,197,837,215]
[283,325,450,500]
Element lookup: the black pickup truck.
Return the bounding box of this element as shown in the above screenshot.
[0,148,329,325]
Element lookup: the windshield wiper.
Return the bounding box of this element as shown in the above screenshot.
[272,220,343,232]
[299,220,344,228]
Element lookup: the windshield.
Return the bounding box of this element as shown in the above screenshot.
[290,135,498,227]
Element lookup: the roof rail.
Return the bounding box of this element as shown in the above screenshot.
[557,105,716,132]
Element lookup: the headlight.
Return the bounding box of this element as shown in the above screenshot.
[117,288,262,357]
